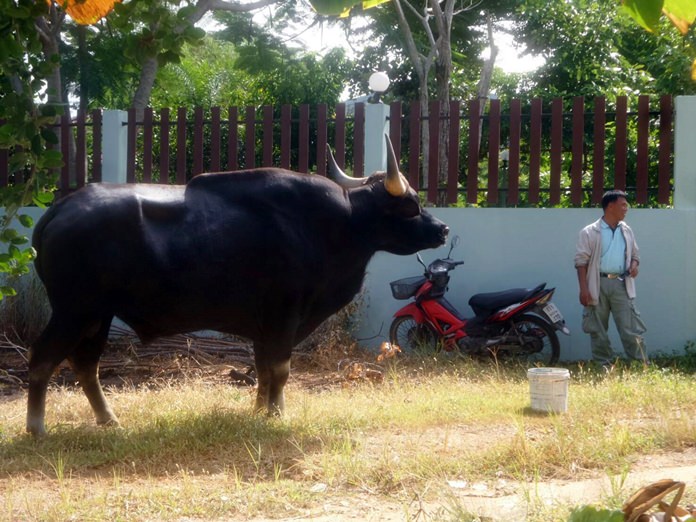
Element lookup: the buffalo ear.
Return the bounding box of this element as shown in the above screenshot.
[326,145,365,189]
[383,135,408,197]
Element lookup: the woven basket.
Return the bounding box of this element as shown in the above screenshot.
[623,479,691,522]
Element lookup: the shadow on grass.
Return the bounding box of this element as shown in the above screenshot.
[0,407,327,480]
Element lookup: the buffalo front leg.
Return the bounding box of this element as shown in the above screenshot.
[68,317,119,428]
[68,361,119,428]
[254,352,291,416]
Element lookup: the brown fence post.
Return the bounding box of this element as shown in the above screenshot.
[143,107,153,183]
[75,109,86,189]
[262,105,273,167]
[210,106,221,172]
[317,104,328,176]
[592,97,606,205]
[570,96,584,206]
[227,107,238,171]
[176,107,187,184]
[408,101,420,190]
[389,101,402,163]
[245,106,255,170]
[298,104,309,173]
[91,109,102,183]
[280,105,292,171]
[658,95,673,205]
[614,96,628,191]
[507,99,521,206]
[428,100,440,204]
[334,103,346,169]
[447,100,460,205]
[126,107,137,185]
[528,98,542,205]
[550,98,563,205]
[487,98,500,205]
[353,102,365,179]
[636,95,649,204]
[159,108,170,184]
[466,98,480,204]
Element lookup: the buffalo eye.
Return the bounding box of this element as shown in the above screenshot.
[392,196,421,218]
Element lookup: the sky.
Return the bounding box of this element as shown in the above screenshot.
[286,17,545,75]
[203,9,545,80]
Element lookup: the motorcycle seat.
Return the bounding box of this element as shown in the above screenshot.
[468,283,546,317]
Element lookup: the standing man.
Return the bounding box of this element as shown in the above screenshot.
[575,190,648,365]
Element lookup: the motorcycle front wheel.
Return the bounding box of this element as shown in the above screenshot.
[389,316,440,354]
[498,313,560,366]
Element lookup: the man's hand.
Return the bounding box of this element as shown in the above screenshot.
[576,264,591,306]
[628,260,639,278]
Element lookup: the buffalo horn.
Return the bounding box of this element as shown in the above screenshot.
[384,134,409,197]
[326,145,365,189]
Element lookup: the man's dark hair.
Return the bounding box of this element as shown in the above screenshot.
[601,190,628,210]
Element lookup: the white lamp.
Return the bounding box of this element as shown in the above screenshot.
[368,71,390,103]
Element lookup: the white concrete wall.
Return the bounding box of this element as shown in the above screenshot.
[354,207,696,360]
[10,97,696,361]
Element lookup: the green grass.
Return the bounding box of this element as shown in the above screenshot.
[1,356,695,521]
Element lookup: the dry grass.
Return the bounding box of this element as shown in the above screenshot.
[1,287,696,520]
[1,349,696,521]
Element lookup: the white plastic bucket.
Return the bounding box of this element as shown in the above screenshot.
[527,368,570,413]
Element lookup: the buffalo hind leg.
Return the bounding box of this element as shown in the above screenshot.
[254,349,291,416]
[67,317,119,428]
[27,315,80,436]
[27,315,114,436]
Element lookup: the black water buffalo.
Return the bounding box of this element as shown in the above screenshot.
[27,136,448,436]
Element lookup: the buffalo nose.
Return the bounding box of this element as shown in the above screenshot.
[441,225,450,239]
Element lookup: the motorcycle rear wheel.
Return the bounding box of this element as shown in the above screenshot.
[499,313,560,366]
[389,316,440,354]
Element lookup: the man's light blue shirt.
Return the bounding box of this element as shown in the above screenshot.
[599,219,626,274]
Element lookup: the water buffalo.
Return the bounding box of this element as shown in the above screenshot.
[27,136,449,436]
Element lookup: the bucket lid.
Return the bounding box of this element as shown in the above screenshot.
[527,367,570,378]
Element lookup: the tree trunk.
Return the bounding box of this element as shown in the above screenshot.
[37,9,78,191]
[132,57,159,111]
[435,42,452,206]
[77,25,89,112]
[419,80,429,196]
[130,0,280,109]
[476,15,498,151]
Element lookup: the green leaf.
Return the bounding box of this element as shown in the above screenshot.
[31,191,55,208]
[0,286,17,298]
[10,236,28,245]
[621,0,664,32]
[41,128,58,145]
[38,149,64,169]
[18,214,34,228]
[568,506,625,522]
[1,228,18,243]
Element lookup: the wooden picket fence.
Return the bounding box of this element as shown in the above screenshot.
[0,95,674,207]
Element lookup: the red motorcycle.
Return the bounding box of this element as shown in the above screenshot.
[389,237,569,365]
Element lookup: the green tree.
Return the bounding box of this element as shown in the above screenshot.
[335,0,517,203]
[511,0,696,99]
[0,1,64,297]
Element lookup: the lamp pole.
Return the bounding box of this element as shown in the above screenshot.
[364,72,390,176]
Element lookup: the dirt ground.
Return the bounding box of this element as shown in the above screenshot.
[2,336,696,521]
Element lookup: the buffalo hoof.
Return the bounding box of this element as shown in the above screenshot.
[26,423,47,438]
[96,417,121,428]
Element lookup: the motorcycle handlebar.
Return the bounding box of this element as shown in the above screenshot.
[427,258,464,273]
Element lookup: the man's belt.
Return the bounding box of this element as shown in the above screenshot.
[600,272,623,279]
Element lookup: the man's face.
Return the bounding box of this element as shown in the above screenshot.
[607,196,629,221]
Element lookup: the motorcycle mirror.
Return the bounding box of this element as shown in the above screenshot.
[416,252,426,268]
[447,235,460,258]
